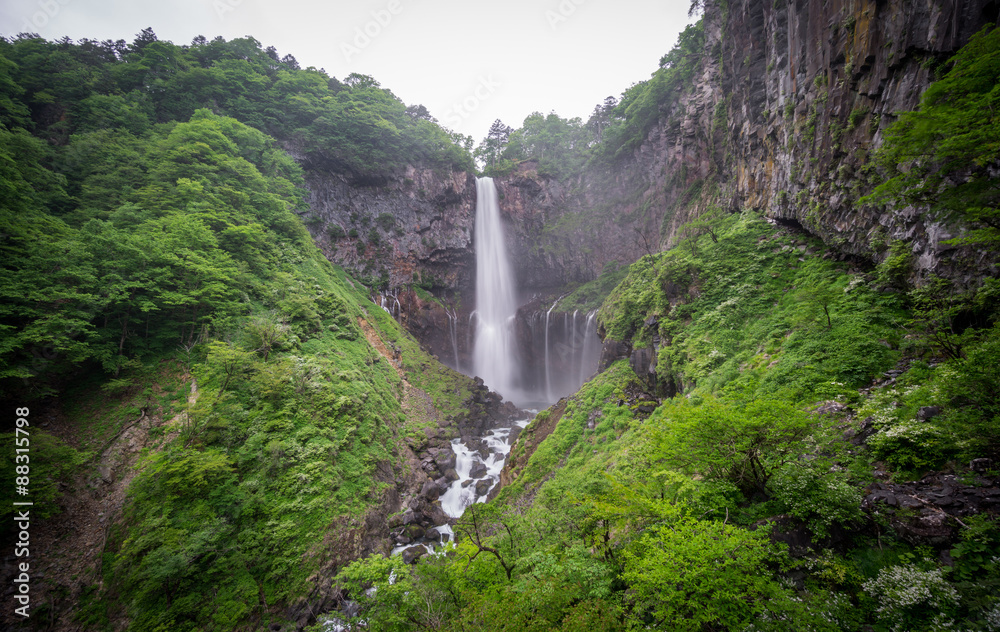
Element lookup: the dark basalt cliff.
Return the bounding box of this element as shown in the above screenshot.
[495,0,1000,288]
[296,160,477,291]
[299,0,998,326]
[717,0,998,282]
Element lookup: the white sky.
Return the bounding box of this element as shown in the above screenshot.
[0,0,697,141]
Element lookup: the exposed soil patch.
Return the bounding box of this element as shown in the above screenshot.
[0,366,196,631]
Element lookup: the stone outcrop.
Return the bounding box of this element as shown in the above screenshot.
[295,160,477,291]
[863,472,1000,545]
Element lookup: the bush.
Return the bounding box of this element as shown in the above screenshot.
[862,564,960,631]
[622,517,778,631]
[770,464,862,538]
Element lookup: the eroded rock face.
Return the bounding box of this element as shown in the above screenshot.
[295,160,477,291]
[492,164,659,290]
[863,473,1000,545]
[716,0,998,284]
[491,0,999,289]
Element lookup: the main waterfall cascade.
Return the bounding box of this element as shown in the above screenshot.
[321,179,604,632]
[470,177,602,407]
[472,177,519,399]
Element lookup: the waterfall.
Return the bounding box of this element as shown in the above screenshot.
[439,440,477,518]
[473,177,518,399]
[570,310,578,380]
[446,307,460,370]
[373,289,401,319]
[580,310,599,386]
[544,298,559,402]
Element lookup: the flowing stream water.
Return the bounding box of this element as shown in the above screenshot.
[386,177,531,560]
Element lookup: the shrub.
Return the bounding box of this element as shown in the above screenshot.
[622,517,778,631]
[862,564,960,631]
[770,464,862,537]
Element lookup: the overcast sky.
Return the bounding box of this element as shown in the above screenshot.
[0,0,696,141]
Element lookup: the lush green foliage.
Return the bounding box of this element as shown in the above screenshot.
[622,518,776,631]
[646,396,814,497]
[0,48,480,628]
[0,430,88,522]
[0,33,472,179]
[491,111,593,179]
[1,109,310,395]
[599,212,903,400]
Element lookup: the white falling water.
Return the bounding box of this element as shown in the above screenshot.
[580,310,599,386]
[543,296,562,402]
[446,307,460,370]
[439,439,477,518]
[473,177,518,399]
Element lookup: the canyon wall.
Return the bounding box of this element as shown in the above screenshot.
[718,0,998,282]
[297,160,477,291]
[299,0,998,370]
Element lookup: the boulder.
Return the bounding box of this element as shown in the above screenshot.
[469,462,488,479]
[421,480,442,501]
[475,479,493,496]
[916,406,942,421]
[401,545,428,565]
[404,524,425,540]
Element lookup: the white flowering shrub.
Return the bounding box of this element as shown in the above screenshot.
[857,384,955,471]
[862,563,960,631]
[985,601,1000,631]
[867,420,951,471]
[741,588,859,632]
[770,464,862,538]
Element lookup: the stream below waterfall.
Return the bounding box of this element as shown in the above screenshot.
[390,415,531,561]
[321,414,532,632]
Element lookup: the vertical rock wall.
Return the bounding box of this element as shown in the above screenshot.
[720,0,998,282]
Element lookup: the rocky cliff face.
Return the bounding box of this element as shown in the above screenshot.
[490,0,999,288]
[717,0,998,283]
[297,160,477,291]
[491,163,661,290]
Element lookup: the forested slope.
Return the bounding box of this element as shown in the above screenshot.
[0,31,482,631]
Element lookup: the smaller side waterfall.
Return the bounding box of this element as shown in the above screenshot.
[580,310,600,386]
[372,289,401,319]
[446,307,461,371]
[530,304,602,403]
